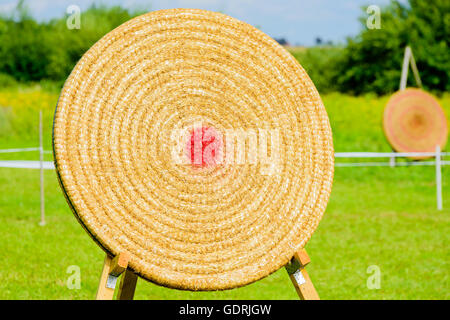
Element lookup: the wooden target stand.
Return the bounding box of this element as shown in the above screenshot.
[389,45,423,166]
[96,249,319,300]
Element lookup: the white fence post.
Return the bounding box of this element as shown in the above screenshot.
[436,145,442,211]
[389,150,396,167]
[39,110,46,226]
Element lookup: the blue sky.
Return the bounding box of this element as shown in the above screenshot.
[0,0,406,46]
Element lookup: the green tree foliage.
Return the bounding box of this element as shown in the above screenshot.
[0,1,50,81]
[0,2,143,83]
[290,46,344,94]
[335,0,450,95]
[0,1,447,95]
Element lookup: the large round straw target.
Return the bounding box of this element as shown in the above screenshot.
[383,88,448,159]
[53,9,334,290]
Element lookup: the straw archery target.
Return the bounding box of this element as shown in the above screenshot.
[383,88,448,159]
[53,9,334,290]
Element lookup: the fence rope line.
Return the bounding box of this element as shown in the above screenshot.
[0,149,449,168]
[0,160,54,169]
[335,161,450,167]
[1,148,449,158]
[335,152,450,158]
[0,148,446,210]
[1,160,448,169]
[0,147,40,153]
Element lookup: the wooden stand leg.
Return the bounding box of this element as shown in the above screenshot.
[96,255,115,300]
[96,252,138,300]
[285,249,320,300]
[117,269,138,300]
[97,250,316,300]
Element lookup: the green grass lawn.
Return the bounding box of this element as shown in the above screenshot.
[0,164,448,299]
[1,89,449,299]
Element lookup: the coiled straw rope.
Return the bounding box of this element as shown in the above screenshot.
[53,9,334,290]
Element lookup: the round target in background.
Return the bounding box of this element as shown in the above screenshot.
[383,88,448,159]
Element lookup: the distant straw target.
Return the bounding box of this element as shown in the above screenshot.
[383,88,448,159]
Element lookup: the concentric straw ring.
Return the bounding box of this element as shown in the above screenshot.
[53,9,334,290]
[384,88,448,160]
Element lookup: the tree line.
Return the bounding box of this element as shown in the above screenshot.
[0,0,448,95]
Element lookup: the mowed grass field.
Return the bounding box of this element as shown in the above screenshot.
[0,87,449,299]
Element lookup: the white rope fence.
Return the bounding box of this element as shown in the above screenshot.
[0,147,40,153]
[0,146,448,211]
[335,146,447,210]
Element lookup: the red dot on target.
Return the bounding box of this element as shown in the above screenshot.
[186,126,223,167]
